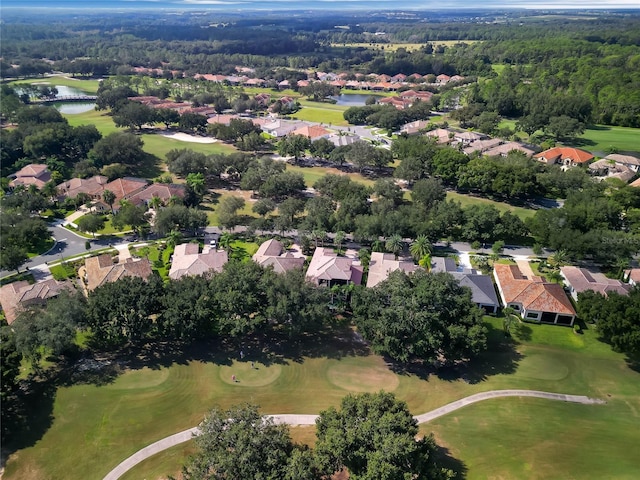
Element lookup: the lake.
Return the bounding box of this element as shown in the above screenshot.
[51,85,96,113]
[330,93,382,106]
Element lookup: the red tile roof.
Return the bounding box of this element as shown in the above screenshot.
[534,147,594,164]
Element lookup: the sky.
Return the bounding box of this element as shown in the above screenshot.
[2,0,639,10]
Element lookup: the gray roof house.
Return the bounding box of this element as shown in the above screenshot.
[430,257,500,313]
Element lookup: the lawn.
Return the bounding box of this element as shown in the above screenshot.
[63,108,123,135]
[286,164,376,188]
[8,75,101,94]
[200,190,259,226]
[131,243,174,279]
[291,102,349,126]
[446,191,537,221]
[573,125,640,155]
[4,313,640,480]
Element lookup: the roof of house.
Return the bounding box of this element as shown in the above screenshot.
[452,273,500,308]
[430,257,458,273]
[400,120,430,135]
[169,243,228,280]
[463,138,503,155]
[454,131,484,142]
[127,183,186,206]
[9,163,51,189]
[206,114,238,125]
[305,247,362,285]
[252,239,306,273]
[604,153,640,166]
[0,279,73,324]
[84,254,153,291]
[291,125,331,139]
[366,252,418,288]
[534,147,594,164]
[494,263,576,315]
[626,268,640,283]
[57,175,109,198]
[259,256,306,274]
[327,133,358,147]
[425,128,453,143]
[561,266,631,297]
[253,239,285,260]
[103,177,149,203]
[483,141,536,157]
[630,178,640,188]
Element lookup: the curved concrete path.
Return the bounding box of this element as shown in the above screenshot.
[103,390,604,480]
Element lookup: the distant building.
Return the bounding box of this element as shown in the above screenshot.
[561,266,630,301]
[9,164,51,189]
[0,279,73,324]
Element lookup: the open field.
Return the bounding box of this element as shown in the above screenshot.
[574,125,640,155]
[7,75,101,94]
[285,164,376,188]
[446,191,536,221]
[4,316,640,480]
[331,41,479,52]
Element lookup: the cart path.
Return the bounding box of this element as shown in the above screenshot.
[103,389,605,480]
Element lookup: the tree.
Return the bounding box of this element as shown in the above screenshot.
[186,172,206,199]
[411,177,446,208]
[182,403,318,480]
[547,249,568,269]
[252,198,276,218]
[502,306,519,337]
[89,132,145,169]
[156,108,180,129]
[346,141,391,172]
[410,235,432,261]
[179,112,207,133]
[102,189,116,214]
[0,245,28,274]
[278,134,311,162]
[112,204,151,236]
[315,392,452,480]
[112,101,155,130]
[352,270,487,364]
[334,231,346,252]
[77,214,105,237]
[1,321,22,403]
[545,115,585,142]
[385,234,404,260]
[217,196,245,230]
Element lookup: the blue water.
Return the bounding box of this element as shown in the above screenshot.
[331,94,382,106]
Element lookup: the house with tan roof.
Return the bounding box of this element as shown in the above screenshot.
[588,159,636,183]
[400,120,430,136]
[425,128,454,144]
[290,125,332,140]
[0,279,73,324]
[624,268,640,287]
[463,138,503,156]
[127,183,186,207]
[305,247,363,287]
[366,252,418,288]
[534,147,594,169]
[483,141,536,158]
[83,254,153,292]
[252,239,305,274]
[168,243,228,280]
[57,175,109,200]
[453,131,485,145]
[560,266,630,301]
[9,164,51,189]
[493,263,576,325]
[604,153,640,172]
[327,133,359,147]
[631,178,640,188]
[102,177,149,206]
[206,114,238,126]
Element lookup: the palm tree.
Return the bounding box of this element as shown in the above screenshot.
[166,229,182,248]
[219,232,234,252]
[334,231,346,253]
[168,195,183,206]
[371,239,385,253]
[548,249,568,270]
[418,253,432,272]
[385,234,404,260]
[614,257,631,280]
[312,229,326,248]
[410,235,432,261]
[102,189,116,214]
[149,195,163,211]
[502,306,519,337]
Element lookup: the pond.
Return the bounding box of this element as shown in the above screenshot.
[330,93,382,106]
[54,102,96,114]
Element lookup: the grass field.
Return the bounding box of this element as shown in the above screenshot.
[574,125,640,155]
[8,75,101,94]
[4,315,640,480]
[446,191,536,221]
[286,164,376,188]
[293,100,349,126]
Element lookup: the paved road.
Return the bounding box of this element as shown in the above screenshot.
[102,390,604,480]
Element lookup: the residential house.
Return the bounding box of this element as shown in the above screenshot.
[305,247,363,287]
[83,254,153,292]
[327,133,359,147]
[127,183,186,207]
[631,178,640,188]
[624,268,640,286]
[493,263,576,325]
[588,159,636,183]
[278,80,290,90]
[430,257,500,313]
[96,177,149,211]
[398,90,434,103]
[366,252,418,288]
[453,131,485,145]
[168,243,228,280]
[244,78,267,87]
[534,147,594,169]
[206,114,238,126]
[425,128,454,144]
[252,239,305,274]
[450,75,465,83]
[436,74,451,84]
[262,120,302,137]
[378,97,413,110]
[290,125,332,140]
[463,138,503,156]
[57,175,108,200]
[254,93,271,108]
[400,120,430,136]
[604,153,640,172]
[560,266,630,301]
[390,73,407,83]
[9,164,51,189]
[0,279,73,324]
[483,141,536,158]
